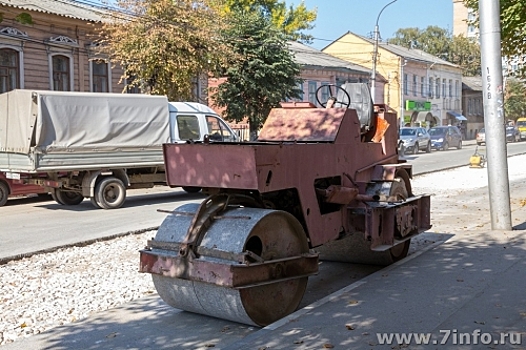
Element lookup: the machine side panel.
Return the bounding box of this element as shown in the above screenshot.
[258,108,346,142]
[163,143,259,189]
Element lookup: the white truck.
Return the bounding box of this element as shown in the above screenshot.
[0,90,237,209]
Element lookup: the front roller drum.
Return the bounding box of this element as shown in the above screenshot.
[141,203,315,326]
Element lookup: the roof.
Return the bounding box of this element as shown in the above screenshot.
[325,32,459,69]
[0,0,108,22]
[168,102,218,115]
[288,41,375,77]
[462,76,483,91]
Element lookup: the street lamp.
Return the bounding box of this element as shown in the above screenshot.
[371,0,398,103]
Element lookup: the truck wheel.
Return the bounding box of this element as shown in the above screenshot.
[95,177,126,209]
[55,190,84,205]
[182,186,202,193]
[0,181,9,207]
[90,197,102,209]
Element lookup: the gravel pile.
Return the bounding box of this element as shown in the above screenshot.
[1,154,525,345]
[0,232,157,345]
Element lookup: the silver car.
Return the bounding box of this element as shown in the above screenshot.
[399,127,431,154]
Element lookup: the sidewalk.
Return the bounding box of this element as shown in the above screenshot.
[3,227,525,350]
[227,228,526,349]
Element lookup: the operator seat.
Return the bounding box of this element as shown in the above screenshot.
[338,83,374,134]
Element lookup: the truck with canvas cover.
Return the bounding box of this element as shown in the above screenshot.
[0,90,237,208]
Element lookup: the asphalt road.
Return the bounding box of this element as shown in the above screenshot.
[406,139,526,175]
[0,187,206,262]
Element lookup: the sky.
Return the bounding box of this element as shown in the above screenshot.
[290,0,454,50]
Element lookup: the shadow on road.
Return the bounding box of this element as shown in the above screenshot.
[33,190,206,211]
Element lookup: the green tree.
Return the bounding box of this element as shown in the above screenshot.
[464,0,526,60]
[98,0,231,101]
[388,26,481,76]
[215,0,317,41]
[504,79,526,120]
[211,8,303,139]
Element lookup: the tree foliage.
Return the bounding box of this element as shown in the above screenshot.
[504,79,526,120]
[388,26,481,76]
[214,0,317,41]
[211,8,302,139]
[98,0,231,101]
[464,0,526,60]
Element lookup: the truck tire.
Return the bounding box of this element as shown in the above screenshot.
[90,197,102,209]
[55,190,84,205]
[182,186,202,193]
[0,181,9,207]
[95,177,126,209]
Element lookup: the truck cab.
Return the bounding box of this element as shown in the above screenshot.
[168,102,238,143]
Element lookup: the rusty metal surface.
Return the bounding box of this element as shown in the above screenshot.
[140,250,318,288]
[257,107,347,142]
[163,107,403,248]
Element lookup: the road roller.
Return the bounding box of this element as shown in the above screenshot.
[139,83,432,326]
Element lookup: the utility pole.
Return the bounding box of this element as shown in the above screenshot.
[479,0,512,230]
[371,0,398,103]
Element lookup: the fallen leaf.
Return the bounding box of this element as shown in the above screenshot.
[520,312,526,317]
[293,340,304,344]
[345,324,355,330]
[474,320,486,325]
[348,300,359,305]
[106,332,117,338]
[323,344,334,349]
[20,322,27,328]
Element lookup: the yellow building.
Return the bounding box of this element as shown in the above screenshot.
[323,32,464,128]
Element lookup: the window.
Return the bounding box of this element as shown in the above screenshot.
[206,116,235,141]
[442,79,446,98]
[297,82,304,101]
[320,82,330,104]
[177,115,201,140]
[412,75,417,96]
[91,60,109,92]
[308,81,317,105]
[52,55,70,91]
[455,80,460,98]
[429,78,433,98]
[420,76,425,97]
[435,79,440,98]
[403,73,408,95]
[0,48,19,93]
[448,79,453,97]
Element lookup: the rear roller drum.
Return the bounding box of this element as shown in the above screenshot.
[317,176,411,266]
[151,203,309,326]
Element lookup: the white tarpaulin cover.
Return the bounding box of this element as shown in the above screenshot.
[0,90,170,154]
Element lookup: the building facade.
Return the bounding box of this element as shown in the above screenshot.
[322,32,464,129]
[0,0,126,93]
[462,76,484,139]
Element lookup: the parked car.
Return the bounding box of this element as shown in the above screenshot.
[428,126,463,151]
[476,128,486,146]
[399,127,431,154]
[0,172,48,206]
[477,126,520,145]
[505,126,520,143]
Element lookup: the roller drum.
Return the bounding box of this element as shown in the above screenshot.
[151,203,309,326]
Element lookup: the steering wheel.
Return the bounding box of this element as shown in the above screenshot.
[315,84,351,108]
